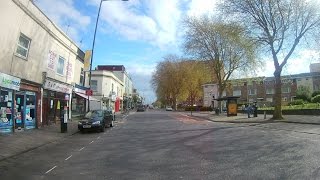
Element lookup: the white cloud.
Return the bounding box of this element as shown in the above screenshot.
[94,0,181,48]
[256,49,320,77]
[35,0,91,42]
[186,0,219,17]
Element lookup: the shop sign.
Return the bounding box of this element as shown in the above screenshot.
[43,79,72,94]
[74,87,86,94]
[0,72,21,91]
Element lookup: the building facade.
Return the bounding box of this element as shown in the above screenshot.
[90,70,124,112]
[0,0,85,132]
[203,71,320,108]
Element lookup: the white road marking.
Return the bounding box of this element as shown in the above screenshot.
[97,136,100,139]
[79,147,85,151]
[89,140,94,144]
[65,155,72,161]
[45,165,57,174]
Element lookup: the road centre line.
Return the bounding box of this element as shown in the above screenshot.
[45,165,57,174]
[79,147,85,151]
[65,155,72,161]
[89,140,94,144]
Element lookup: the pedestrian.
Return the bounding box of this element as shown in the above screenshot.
[247,104,252,118]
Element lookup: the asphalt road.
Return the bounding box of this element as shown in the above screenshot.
[1,110,320,180]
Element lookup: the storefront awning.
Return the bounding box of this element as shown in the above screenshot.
[75,92,100,101]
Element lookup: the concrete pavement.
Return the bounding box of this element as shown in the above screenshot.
[0,113,126,162]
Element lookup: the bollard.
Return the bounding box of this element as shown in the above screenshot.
[264,110,266,119]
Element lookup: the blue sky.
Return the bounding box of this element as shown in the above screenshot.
[35,0,319,103]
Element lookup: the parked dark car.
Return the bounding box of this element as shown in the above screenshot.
[137,105,145,112]
[78,109,114,133]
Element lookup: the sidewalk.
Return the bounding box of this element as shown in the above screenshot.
[181,111,320,125]
[0,113,128,162]
[0,120,79,162]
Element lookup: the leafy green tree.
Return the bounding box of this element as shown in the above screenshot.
[296,86,311,102]
[223,0,320,119]
[183,17,258,110]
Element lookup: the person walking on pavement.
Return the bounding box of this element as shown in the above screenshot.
[247,104,253,118]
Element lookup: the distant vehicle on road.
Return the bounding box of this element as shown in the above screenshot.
[137,105,145,112]
[78,109,114,133]
[166,106,173,111]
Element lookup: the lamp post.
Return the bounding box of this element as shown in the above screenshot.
[88,0,128,111]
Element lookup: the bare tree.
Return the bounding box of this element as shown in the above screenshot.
[183,17,258,111]
[223,0,320,119]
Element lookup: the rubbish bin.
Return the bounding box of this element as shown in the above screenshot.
[60,104,68,133]
[215,108,220,115]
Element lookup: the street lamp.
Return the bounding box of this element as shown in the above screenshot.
[88,0,129,111]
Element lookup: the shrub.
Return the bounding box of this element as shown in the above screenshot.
[311,95,320,103]
[312,91,320,97]
[289,99,305,105]
[185,106,213,111]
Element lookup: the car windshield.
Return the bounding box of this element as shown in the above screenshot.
[84,110,103,119]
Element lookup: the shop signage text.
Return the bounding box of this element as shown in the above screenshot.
[44,79,72,94]
[0,72,21,90]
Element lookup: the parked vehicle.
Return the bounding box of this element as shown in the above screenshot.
[137,105,145,112]
[166,106,173,111]
[78,109,114,133]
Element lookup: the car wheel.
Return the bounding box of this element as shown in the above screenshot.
[110,121,114,127]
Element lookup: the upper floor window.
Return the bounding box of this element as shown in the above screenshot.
[222,91,226,97]
[57,56,65,75]
[281,87,291,93]
[16,33,31,59]
[249,89,257,95]
[233,90,241,96]
[266,88,274,94]
[91,80,98,91]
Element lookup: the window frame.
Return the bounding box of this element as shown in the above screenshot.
[91,80,98,91]
[15,33,31,59]
[56,56,65,76]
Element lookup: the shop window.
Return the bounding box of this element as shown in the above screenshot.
[0,89,13,133]
[15,33,31,59]
[57,56,65,75]
[91,80,98,91]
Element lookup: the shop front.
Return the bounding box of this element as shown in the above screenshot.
[72,84,88,118]
[16,80,41,130]
[0,72,21,133]
[42,79,72,126]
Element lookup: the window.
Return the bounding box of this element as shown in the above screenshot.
[222,91,226,97]
[91,80,97,91]
[233,90,241,96]
[266,97,273,102]
[282,87,290,93]
[57,56,65,75]
[80,68,84,85]
[15,33,31,59]
[282,97,288,102]
[249,89,257,95]
[266,88,274,94]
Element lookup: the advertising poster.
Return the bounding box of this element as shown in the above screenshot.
[0,107,12,133]
[15,112,22,124]
[25,107,35,129]
[47,50,57,71]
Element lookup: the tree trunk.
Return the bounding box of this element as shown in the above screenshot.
[273,72,283,120]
